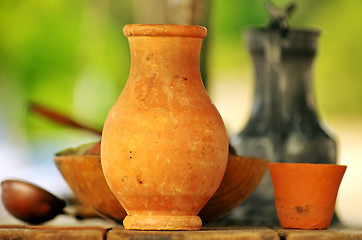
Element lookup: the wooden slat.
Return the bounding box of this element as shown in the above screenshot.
[107,226,279,240]
[0,225,106,240]
[1,224,362,239]
[278,226,362,240]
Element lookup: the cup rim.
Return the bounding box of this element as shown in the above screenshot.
[268,162,347,168]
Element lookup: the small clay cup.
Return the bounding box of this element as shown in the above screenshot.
[268,162,346,229]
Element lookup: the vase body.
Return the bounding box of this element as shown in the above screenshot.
[229,28,337,224]
[269,163,346,229]
[101,24,228,230]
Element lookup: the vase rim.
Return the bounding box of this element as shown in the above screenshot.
[123,24,207,39]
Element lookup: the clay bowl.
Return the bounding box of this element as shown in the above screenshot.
[54,155,126,223]
[199,154,269,222]
[54,154,268,224]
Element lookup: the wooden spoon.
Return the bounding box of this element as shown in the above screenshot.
[1,179,66,224]
[28,102,102,136]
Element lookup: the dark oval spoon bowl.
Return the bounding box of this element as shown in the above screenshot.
[1,179,66,224]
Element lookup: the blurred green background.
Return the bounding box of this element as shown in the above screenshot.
[1,0,361,140]
[0,0,362,224]
[1,0,362,164]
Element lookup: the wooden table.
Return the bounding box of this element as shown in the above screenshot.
[1,224,362,240]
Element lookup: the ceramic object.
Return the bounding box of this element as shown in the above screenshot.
[268,162,346,229]
[199,154,268,222]
[101,24,229,230]
[54,152,267,225]
[54,155,126,223]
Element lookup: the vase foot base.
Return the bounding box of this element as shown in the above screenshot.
[123,215,202,230]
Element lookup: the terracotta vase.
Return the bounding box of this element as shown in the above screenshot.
[268,163,346,229]
[101,24,229,230]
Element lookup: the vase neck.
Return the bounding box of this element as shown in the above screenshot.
[246,29,320,126]
[127,36,203,84]
[250,55,282,122]
[123,31,208,108]
[280,53,319,125]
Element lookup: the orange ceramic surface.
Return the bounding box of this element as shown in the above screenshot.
[101,24,229,230]
[54,155,126,223]
[268,162,346,229]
